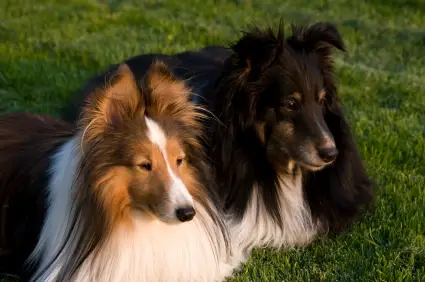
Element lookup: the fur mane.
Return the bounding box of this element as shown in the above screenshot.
[208,23,287,227]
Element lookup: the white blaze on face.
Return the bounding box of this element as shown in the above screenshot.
[145,117,193,211]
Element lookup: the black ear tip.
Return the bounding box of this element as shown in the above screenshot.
[334,39,347,52]
[322,22,347,52]
[336,39,347,52]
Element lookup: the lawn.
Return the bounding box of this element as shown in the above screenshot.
[1,0,424,281]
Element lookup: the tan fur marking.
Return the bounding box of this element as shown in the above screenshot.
[293,92,302,101]
[131,144,170,196]
[165,138,185,172]
[166,138,202,199]
[317,89,326,102]
[287,160,296,173]
[254,122,266,143]
[95,167,132,225]
[180,166,202,199]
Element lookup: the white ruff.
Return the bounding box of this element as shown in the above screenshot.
[228,171,318,263]
[28,137,235,282]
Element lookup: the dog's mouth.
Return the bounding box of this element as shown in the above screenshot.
[276,145,336,172]
[298,158,337,171]
[299,162,327,171]
[133,205,180,224]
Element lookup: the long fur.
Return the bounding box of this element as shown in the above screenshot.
[207,23,375,260]
[0,114,74,277]
[30,137,233,282]
[62,21,375,266]
[1,62,236,281]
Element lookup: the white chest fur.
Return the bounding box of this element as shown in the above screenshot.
[70,207,233,282]
[228,172,318,263]
[29,138,234,282]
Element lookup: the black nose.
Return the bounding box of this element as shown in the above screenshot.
[318,146,339,163]
[175,207,196,222]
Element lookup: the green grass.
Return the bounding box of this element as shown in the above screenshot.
[1,0,424,281]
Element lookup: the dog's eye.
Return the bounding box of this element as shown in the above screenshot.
[139,162,152,171]
[284,98,301,111]
[176,157,184,166]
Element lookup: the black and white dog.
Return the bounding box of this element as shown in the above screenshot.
[63,21,375,264]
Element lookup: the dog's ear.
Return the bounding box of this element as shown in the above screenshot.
[217,25,284,129]
[288,22,346,106]
[142,60,204,131]
[230,25,285,79]
[288,22,346,54]
[81,63,144,141]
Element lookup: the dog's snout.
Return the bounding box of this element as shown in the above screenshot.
[175,207,196,222]
[318,145,338,163]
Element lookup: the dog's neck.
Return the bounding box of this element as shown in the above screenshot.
[67,204,230,282]
[227,168,318,262]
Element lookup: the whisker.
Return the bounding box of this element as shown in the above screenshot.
[194,106,227,129]
[80,116,101,154]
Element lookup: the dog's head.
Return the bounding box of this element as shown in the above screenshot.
[78,61,206,225]
[225,22,346,171]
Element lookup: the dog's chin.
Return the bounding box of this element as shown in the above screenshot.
[157,215,183,225]
[298,161,329,172]
[133,204,182,224]
[155,208,183,225]
[149,211,183,225]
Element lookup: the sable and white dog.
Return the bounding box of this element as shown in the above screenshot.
[0,62,235,281]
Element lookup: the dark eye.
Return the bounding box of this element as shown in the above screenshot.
[139,162,152,171]
[284,98,300,111]
[176,157,184,166]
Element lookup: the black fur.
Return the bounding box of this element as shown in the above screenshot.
[63,22,374,236]
[0,114,74,279]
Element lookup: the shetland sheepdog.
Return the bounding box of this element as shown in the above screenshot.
[62,22,375,265]
[0,62,234,281]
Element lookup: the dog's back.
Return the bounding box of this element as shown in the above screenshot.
[0,113,73,277]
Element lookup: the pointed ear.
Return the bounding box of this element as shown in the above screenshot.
[288,22,346,103]
[229,24,285,78]
[81,64,143,140]
[142,60,203,129]
[288,22,346,54]
[144,60,191,111]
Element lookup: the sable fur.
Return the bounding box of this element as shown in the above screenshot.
[62,21,375,266]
